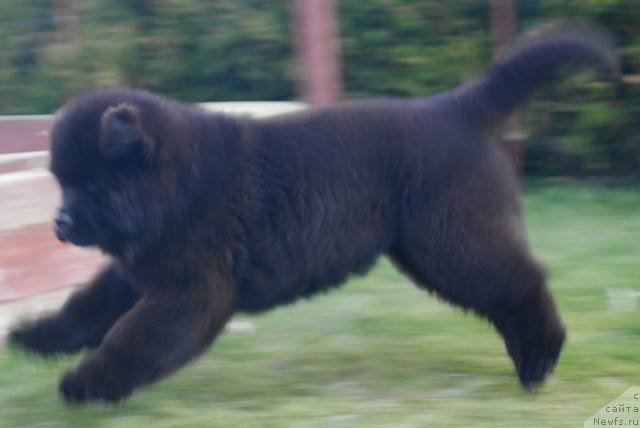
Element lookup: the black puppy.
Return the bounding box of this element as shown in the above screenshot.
[10,23,617,402]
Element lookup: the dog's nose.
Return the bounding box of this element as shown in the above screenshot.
[54,211,74,242]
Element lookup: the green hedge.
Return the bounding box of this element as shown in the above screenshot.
[0,0,638,177]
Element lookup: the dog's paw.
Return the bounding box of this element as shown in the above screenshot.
[515,326,566,390]
[59,366,132,404]
[8,318,73,356]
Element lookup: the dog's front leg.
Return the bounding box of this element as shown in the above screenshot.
[59,276,235,403]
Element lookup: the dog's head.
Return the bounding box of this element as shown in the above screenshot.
[50,88,169,256]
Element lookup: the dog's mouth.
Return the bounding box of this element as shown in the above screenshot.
[54,226,97,247]
[53,215,100,247]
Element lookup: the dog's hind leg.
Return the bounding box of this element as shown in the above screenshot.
[389,160,565,388]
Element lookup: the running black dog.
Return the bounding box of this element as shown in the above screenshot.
[10,23,617,402]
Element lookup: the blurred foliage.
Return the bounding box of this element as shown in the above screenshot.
[0,0,639,177]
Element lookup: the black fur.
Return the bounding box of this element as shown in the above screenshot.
[9,23,617,402]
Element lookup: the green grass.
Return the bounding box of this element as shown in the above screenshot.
[1,183,639,427]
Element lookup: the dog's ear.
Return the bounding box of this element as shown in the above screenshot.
[99,103,154,162]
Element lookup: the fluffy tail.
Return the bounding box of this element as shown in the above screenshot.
[454,21,619,132]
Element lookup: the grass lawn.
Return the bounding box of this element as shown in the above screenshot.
[1,183,639,427]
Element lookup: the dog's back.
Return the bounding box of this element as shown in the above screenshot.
[235,22,617,314]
